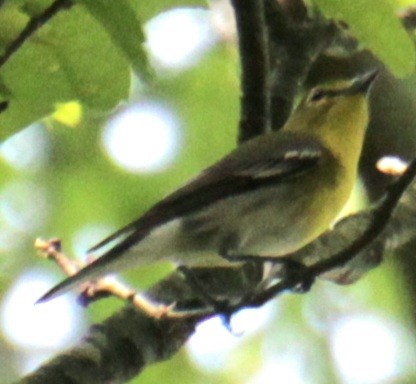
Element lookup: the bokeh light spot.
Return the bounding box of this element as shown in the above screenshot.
[1,270,83,350]
[247,356,306,384]
[187,304,274,372]
[330,315,398,384]
[145,8,217,70]
[0,180,49,232]
[230,302,276,335]
[0,123,49,171]
[102,103,180,173]
[187,316,240,371]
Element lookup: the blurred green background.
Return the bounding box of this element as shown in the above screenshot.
[1,0,416,383]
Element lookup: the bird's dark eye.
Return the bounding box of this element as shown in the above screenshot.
[309,89,326,102]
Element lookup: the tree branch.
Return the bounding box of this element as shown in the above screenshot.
[18,306,195,384]
[16,263,263,384]
[230,0,270,143]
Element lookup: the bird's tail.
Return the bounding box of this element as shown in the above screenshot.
[36,220,184,304]
[36,249,125,304]
[36,229,157,303]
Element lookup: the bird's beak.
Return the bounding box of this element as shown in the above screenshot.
[344,69,379,96]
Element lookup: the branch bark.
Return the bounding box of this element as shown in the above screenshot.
[231,0,270,143]
[18,307,195,384]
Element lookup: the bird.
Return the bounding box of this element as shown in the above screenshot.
[38,70,378,304]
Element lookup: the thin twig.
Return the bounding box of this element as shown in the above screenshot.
[0,0,73,70]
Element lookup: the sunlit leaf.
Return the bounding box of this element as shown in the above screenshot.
[52,101,82,128]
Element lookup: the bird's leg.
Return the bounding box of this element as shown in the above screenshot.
[274,257,315,293]
[220,252,315,293]
[176,265,234,328]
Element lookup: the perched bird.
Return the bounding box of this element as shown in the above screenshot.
[38,70,377,303]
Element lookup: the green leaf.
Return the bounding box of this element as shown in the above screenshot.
[135,0,207,22]
[76,0,152,78]
[0,3,29,50]
[315,0,416,77]
[0,3,130,140]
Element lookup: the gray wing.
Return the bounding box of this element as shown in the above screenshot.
[37,134,325,302]
[89,137,325,255]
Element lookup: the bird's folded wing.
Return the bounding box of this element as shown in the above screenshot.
[89,142,325,256]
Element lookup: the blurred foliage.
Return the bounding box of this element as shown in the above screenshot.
[0,0,209,140]
[0,1,130,139]
[76,0,151,78]
[1,0,416,383]
[313,0,415,77]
